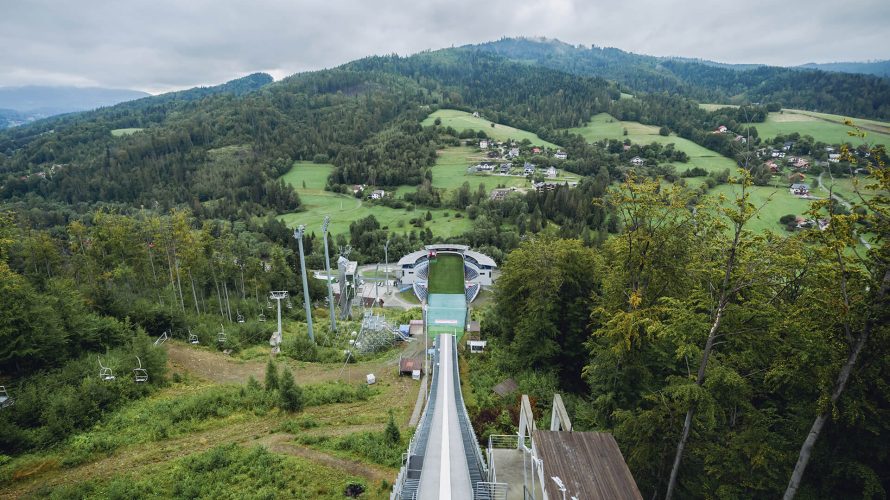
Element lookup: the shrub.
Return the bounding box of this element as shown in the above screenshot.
[278,368,304,412]
[264,360,279,391]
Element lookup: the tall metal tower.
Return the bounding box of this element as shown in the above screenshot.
[294,225,315,342]
[322,216,336,333]
[384,237,391,293]
[269,290,288,347]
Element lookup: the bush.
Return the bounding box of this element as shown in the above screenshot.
[264,360,279,391]
[779,214,797,225]
[384,411,401,445]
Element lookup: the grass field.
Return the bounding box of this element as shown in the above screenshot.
[111,128,144,136]
[278,162,471,237]
[708,182,817,234]
[820,174,887,202]
[698,103,740,112]
[427,253,465,294]
[748,109,890,146]
[422,109,559,148]
[426,146,579,193]
[568,113,737,174]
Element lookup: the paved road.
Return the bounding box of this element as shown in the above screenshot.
[417,334,473,499]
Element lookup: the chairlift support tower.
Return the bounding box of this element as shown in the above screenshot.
[269,290,288,347]
[322,216,337,333]
[294,225,315,342]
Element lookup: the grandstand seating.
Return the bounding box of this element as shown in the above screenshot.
[464,264,478,281]
[413,282,429,302]
[465,283,480,303]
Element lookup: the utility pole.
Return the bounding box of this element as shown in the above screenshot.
[322,216,336,333]
[384,237,391,293]
[269,291,288,348]
[294,225,315,342]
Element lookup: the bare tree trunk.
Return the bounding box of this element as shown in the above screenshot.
[223,281,232,322]
[211,263,224,318]
[783,268,888,499]
[665,220,742,500]
[188,268,200,315]
[174,258,185,312]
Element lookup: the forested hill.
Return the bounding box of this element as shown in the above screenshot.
[0,51,619,224]
[469,38,890,120]
[799,60,890,78]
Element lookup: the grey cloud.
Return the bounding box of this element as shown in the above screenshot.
[1,0,888,93]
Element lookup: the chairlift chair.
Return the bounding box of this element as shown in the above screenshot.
[286,299,293,309]
[133,356,148,383]
[266,300,273,310]
[217,324,227,343]
[258,313,266,322]
[188,329,199,344]
[0,386,13,408]
[98,356,116,381]
[236,311,245,323]
[154,330,169,346]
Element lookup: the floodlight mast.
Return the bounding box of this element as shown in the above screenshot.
[270,291,288,346]
[294,225,315,342]
[322,216,336,333]
[384,237,391,293]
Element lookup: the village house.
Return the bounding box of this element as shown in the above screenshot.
[554,150,567,160]
[734,134,747,143]
[506,147,520,158]
[765,160,779,173]
[793,157,810,170]
[622,144,632,151]
[523,162,536,175]
[546,166,557,178]
[479,139,489,149]
[783,141,795,151]
[714,125,728,134]
[500,163,512,173]
[531,147,542,154]
[472,111,480,118]
[630,156,645,167]
[790,183,809,196]
[370,189,386,200]
[828,153,841,163]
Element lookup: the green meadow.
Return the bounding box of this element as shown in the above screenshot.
[708,182,817,235]
[426,146,578,193]
[717,108,890,146]
[568,113,737,174]
[278,162,471,238]
[422,109,559,148]
[111,128,144,136]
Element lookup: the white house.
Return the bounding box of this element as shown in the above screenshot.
[554,151,567,160]
[828,153,841,163]
[479,140,489,149]
[370,189,386,200]
[714,125,728,134]
[630,156,645,167]
[546,166,557,178]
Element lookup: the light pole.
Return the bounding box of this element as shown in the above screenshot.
[269,291,288,347]
[322,216,336,333]
[294,225,315,342]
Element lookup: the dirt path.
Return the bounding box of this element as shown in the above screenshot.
[166,341,406,386]
[256,433,395,484]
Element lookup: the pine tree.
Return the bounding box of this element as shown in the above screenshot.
[278,367,304,412]
[384,410,401,444]
[264,359,279,391]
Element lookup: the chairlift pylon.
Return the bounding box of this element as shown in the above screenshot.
[188,329,199,345]
[217,324,227,343]
[133,356,148,383]
[98,356,116,381]
[0,385,13,409]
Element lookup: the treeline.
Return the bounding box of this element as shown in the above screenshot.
[478,170,890,499]
[473,37,890,120]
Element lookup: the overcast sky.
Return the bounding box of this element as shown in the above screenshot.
[2,0,888,94]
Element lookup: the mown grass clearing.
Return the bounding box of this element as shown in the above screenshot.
[568,113,737,174]
[278,162,471,238]
[751,110,890,146]
[819,174,887,202]
[428,146,579,193]
[428,253,465,294]
[422,109,559,148]
[110,128,144,136]
[708,182,817,234]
